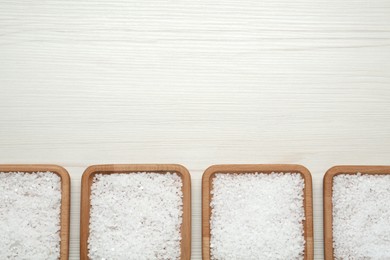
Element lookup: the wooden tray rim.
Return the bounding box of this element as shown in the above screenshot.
[80,164,191,260]
[323,165,390,260]
[0,164,70,260]
[201,164,314,260]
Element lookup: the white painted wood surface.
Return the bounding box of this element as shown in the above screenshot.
[1,0,390,259]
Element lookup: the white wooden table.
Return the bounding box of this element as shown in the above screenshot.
[1,0,390,259]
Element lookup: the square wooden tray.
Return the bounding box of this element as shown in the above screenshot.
[80,164,191,260]
[202,164,314,260]
[0,164,70,260]
[323,165,390,260]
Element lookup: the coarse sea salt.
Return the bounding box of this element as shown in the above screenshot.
[0,171,62,260]
[210,173,305,260]
[88,172,183,260]
[332,173,390,259]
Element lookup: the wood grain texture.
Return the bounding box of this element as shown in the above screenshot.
[1,0,390,258]
[0,164,70,260]
[202,164,313,260]
[80,164,191,260]
[323,165,390,260]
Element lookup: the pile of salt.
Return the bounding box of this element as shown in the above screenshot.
[210,172,305,260]
[0,172,61,259]
[88,172,183,260]
[333,173,390,259]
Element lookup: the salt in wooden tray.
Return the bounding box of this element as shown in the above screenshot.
[323,165,390,260]
[80,164,191,260]
[202,164,314,260]
[0,164,71,260]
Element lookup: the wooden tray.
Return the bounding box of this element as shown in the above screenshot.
[80,164,191,260]
[0,164,70,260]
[202,164,314,260]
[323,165,390,260]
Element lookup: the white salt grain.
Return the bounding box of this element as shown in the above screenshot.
[210,173,305,260]
[88,172,183,260]
[333,173,390,259]
[0,172,62,259]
